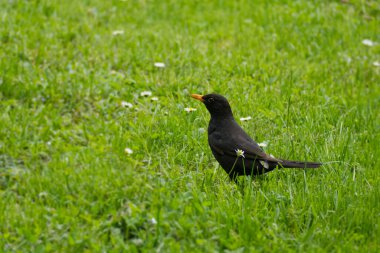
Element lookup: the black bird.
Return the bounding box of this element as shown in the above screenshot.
[191,93,322,180]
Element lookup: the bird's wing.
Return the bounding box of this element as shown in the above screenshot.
[208,130,280,162]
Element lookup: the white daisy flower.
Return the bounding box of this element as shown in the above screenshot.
[344,56,352,64]
[124,148,133,155]
[151,96,159,101]
[149,218,157,225]
[140,91,152,97]
[112,30,124,36]
[258,141,268,148]
[235,149,245,158]
[38,192,48,198]
[121,101,133,108]
[362,39,375,47]
[184,107,197,112]
[240,116,252,121]
[154,62,166,68]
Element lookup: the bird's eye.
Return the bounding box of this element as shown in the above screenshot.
[208,98,214,103]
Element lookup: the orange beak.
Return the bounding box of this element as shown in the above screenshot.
[191,94,204,102]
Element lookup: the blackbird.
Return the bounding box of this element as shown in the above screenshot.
[191,93,322,180]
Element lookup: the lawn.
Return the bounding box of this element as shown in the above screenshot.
[0,0,379,252]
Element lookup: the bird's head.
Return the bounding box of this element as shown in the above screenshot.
[191,93,233,118]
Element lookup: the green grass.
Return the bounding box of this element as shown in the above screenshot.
[1,0,379,252]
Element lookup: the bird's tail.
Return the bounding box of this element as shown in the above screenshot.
[278,160,322,169]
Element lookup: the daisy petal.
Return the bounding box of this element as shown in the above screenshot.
[235,149,245,158]
[154,62,166,68]
[140,91,152,97]
[240,116,252,121]
[362,39,375,47]
[112,30,124,36]
[258,141,268,148]
[124,148,133,155]
[184,107,197,112]
[121,101,133,108]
